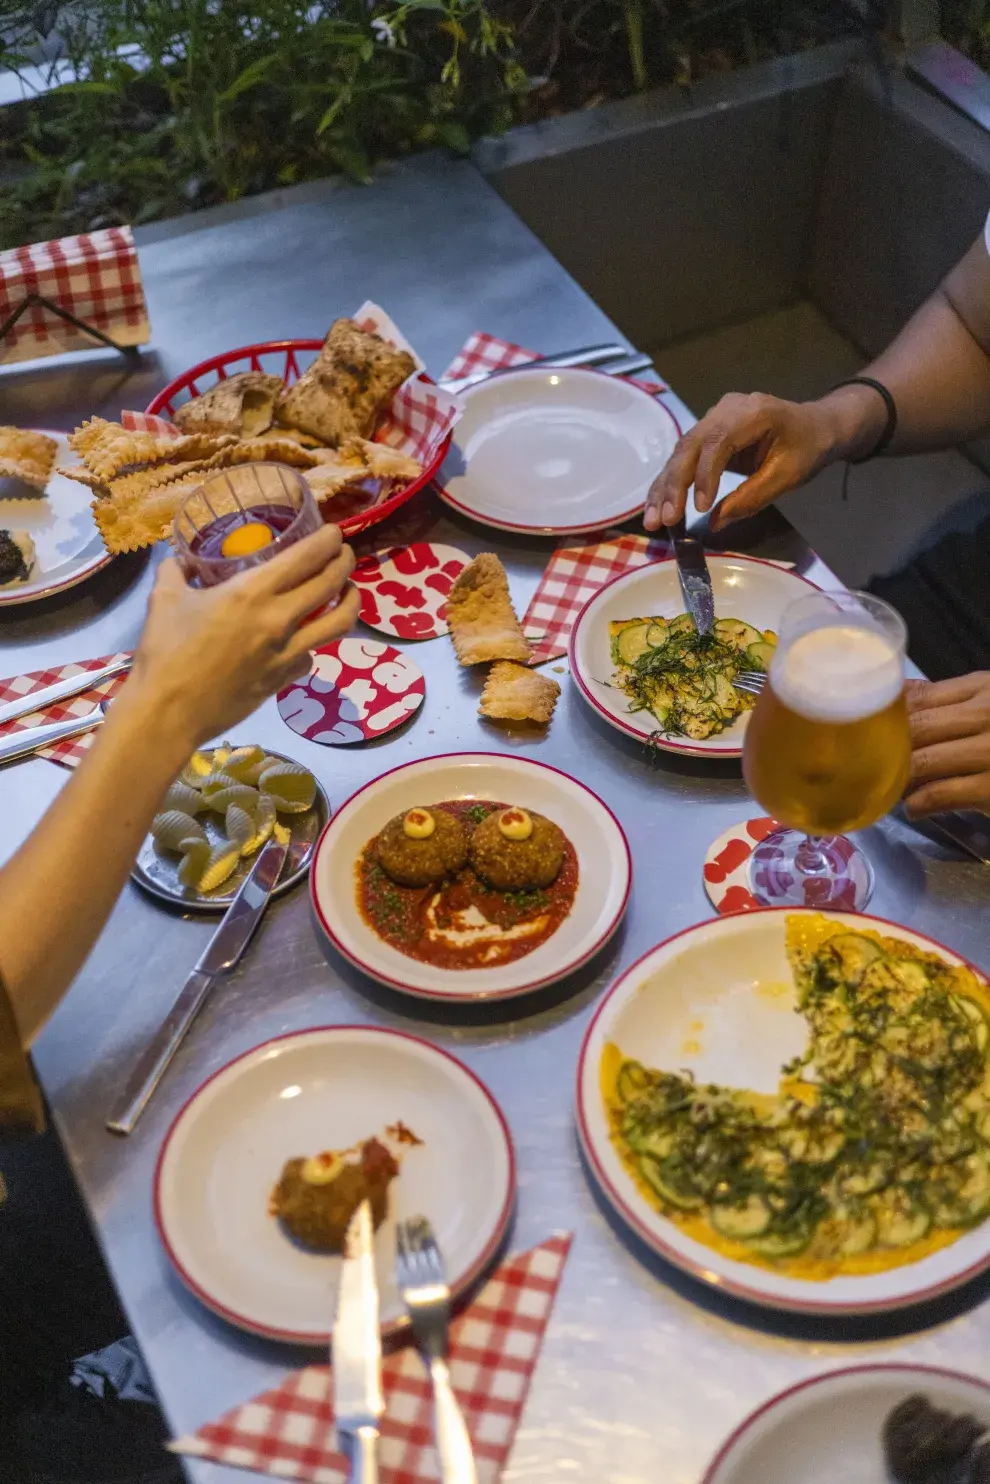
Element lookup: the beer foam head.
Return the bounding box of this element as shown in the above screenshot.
[771,621,903,722]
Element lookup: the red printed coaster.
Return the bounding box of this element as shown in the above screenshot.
[703,817,780,913]
[352,541,470,640]
[277,638,425,746]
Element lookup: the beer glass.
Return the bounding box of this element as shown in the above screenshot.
[173,463,321,587]
[742,590,910,909]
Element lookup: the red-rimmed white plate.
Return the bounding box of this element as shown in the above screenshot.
[569,554,820,758]
[438,368,680,535]
[0,430,113,606]
[576,907,990,1315]
[154,1025,515,1344]
[704,1364,990,1484]
[310,752,631,1002]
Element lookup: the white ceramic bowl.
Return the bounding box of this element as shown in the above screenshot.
[310,752,632,1001]
[569,554,820,757]
[155,1025,515,1342]
[439,368,680,534]
[577,907,990,1315]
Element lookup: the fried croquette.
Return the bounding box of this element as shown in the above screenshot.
[375,807,468,886]
[469,809,565,891]
[271,1137,398,1253]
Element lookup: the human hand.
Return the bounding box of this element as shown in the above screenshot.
[904,673,990,817]
[643,385,887,532]
[129,523,359,748]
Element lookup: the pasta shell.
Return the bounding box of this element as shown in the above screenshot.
[223,745,266,783]
[197,840,242,892]
[206,783,259,815]
[179,750,213,789]
[177,838,211,889]
[162,780,206,816]
[259,761,316,814]
[239,793,276,856]
[200,769,239,798]
[211,741,234,769]
[151,810,207,851]
[225,803,256,850]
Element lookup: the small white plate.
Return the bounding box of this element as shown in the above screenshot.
[0,430,112,606]
[155,1025,515,1343]
[569,554,820,758]
[576,907,990,1315]
[438,368,680,534]
[704,1364,990,1484]
[310,751,632,1002]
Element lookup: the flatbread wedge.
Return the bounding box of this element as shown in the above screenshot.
[0,428,58,490]
[276,319,416,445]
[172,372,284,438]
[480,661,560,724]
[446,553,531,666]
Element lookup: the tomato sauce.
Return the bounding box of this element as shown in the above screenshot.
[356,799,579,970]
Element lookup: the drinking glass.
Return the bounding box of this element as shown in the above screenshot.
[742,590,911,910]
[172,463,321,587]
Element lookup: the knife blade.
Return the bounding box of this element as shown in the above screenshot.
[0,656,132,726]
[0,708,106,766]
[334,1200,383,1484]
[671,519,715,637]
[106,836,287,1135]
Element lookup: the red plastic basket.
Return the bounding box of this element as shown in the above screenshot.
[145,339,451,539]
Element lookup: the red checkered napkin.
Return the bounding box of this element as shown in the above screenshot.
[523,533,671,665]
[442,331,667,396]
[0,653,132,767]
[0,227,150,366]
[171,1233,572,1484]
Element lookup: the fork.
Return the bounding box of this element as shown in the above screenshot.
[396,1217,478,1484]
[733,670,767,697]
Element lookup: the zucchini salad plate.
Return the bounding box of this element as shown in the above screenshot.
[569,555,820,758]
[576,909,990,1314]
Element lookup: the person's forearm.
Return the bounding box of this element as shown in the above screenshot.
[0,679,196,1044]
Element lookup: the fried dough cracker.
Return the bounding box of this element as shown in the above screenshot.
[0,428,58,489]
[223,437,319,470]
[480,661,560,724]
[91,477,203,555]
[251,426,325,450]
[342,438,421,483]
[63,465,110,495]
[108,458,214,502]
[446,553,531,666]
[69,418,236,481]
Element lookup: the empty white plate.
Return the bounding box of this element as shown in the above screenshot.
[0,430,112,606]
[569,554,820,757]
[704,1364,990,1484]
[310,751,632,1001]
[577,907,990,1315]
[439,368,680,534]
[155,1025,515,1343]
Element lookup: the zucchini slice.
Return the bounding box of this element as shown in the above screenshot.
[615,622,652,666]
[747,1226,812,1259]
[668,613,697,637]
[714,617,762,650]
[616,1060,651,1103]
[645,619,669,647]
[822,932,883,986]
[745,640,776,672]
[930,1154,990,1228]
[626,1125,674,1161]
[638,1156,704,1211]
[711,1195,771,1239]
[874,1188,931,1247]
[834,1206,877,1256]
[953,995,990,1053]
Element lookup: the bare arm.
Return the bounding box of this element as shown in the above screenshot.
[0,526,359,1045]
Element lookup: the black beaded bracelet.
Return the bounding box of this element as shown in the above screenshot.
[831,376,898,463]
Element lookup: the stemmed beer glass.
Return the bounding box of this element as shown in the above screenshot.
[742,591,911,910]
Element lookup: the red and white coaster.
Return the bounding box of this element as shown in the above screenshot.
[352,541,470,640]
[277,638,425,746]
[703,817,781,913]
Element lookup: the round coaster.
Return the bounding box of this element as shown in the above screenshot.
[703,817,780,914]
[351,542,470,640]
[277,638,425,746]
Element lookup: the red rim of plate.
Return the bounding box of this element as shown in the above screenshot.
[145,340,452,540]
[575,905,990,1315]
[309,750,633,1002]
[702,1363,990,1483]
[0,427,114,607]
[568,554,823,757]
[153,1023,517,1344]
[437,368,682,535]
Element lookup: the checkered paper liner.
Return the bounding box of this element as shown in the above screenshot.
[0,227,150,365]
[122,302,461,468]
[171,1233,572,1484]
[522,533,672,665]
[0,654,132,767]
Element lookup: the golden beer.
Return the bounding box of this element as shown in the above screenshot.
[743,611,911,836]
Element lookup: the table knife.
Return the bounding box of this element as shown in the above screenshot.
[0,708,106,766]
[0,656,132,726]
[671,518,715,637]
[106,836,287,1135]
[333,1200,383,1484]
[440,342,629,393]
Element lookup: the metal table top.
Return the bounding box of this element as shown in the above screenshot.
[2,152,990,1484]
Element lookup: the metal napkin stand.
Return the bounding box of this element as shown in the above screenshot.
[0,291,141,359]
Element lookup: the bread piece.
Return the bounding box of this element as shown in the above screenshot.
[446,553,531,666]
[480,662,560,724]
[173,373,284,438]
[0,428,58,490]
[276,319,416,445]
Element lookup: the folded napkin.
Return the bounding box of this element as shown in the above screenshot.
[0,227,150,365]
[441,330,667,395]
[523,533,672,665]
[0,653,132,767]
[172,1233,572,1484]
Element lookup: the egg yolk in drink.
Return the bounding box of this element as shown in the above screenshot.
[220,520,275,559]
